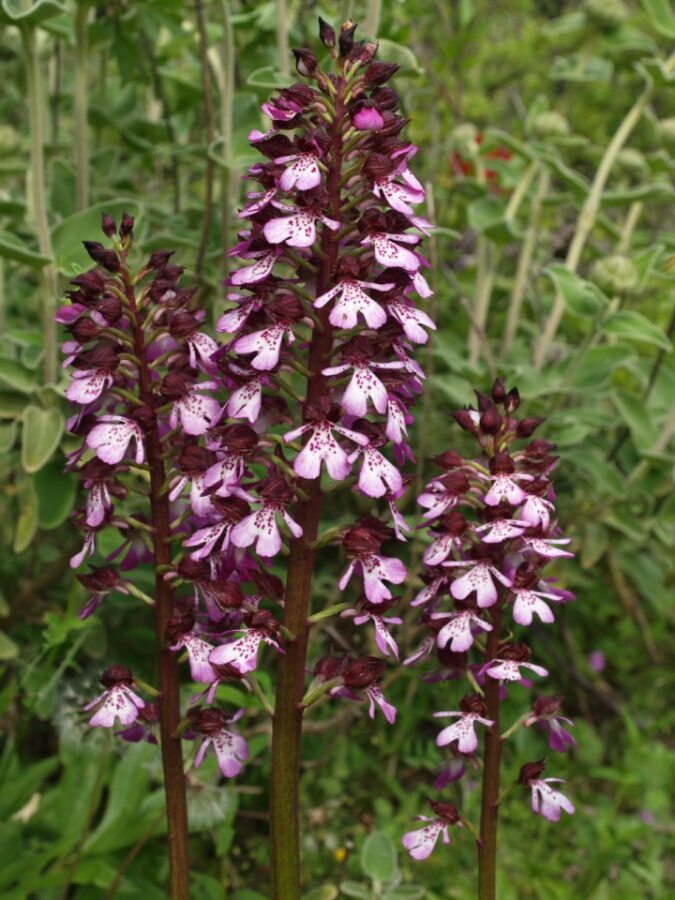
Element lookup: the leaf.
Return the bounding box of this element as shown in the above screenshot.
[21,405,64,473]
[0,630,19,660]
[50,200,140,275]
[467,195,517,242]
[544,265,606,317]
[0,391,27,419]
[612,390,660,452]
[376,39,423,75]
[339,883,372,899]
[0,420,17,452]
[32,461,76,529]
[302,888,339,900]
[602,311,672,350]
[361,831,399,883]
[383,888,426,900]
[13,480,38,553]
[0,0,66,26]
[581,523,609,569]
[641,0,675,38]
[561,449,625,495]
[0,233,51,268]
[550,54,613,83]
[0,358,37,394]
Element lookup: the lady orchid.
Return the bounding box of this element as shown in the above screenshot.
[403,380,576,900]
[61,19,434,900]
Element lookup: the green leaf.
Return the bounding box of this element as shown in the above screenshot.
[0,630,19,660]
[302,888,339,900]
[0,233,51,268]
[339,883,372,899]
[467,195,516,242]
[581,523,609,569]
[32,461,76,529]
[602,311,672,350]
[0,0,66,26]
[376,39,423,75]
[612,390,660,452]
[0,358,38,393]
[550,54,613,83]
[641,0,675,38]
[0,419,17,452]
[361,830,399,883]
[544,265,606,317]
[562,449,625,495]
[21,405,64,473]
[13,480,38,553]
[50,200,140,275]
[382,888,426,900]
[0,391,27,418]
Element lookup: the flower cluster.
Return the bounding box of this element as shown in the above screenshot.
[403,380,576,860]
[196,18,433,723]
[62,215,247,779]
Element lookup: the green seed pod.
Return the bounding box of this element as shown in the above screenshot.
[533,111,570,139]
[0,125,20,156]
[451,123,480,159]
[591,254,639,297]
[615,148,647,181]
[658,117,675,152]
[584,0,628,30]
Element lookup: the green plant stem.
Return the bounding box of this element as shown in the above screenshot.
[217,0,236,285]
[534,52,675,370]
[501,166,550,358]
[276,0,290,78]
[123,273,190,900]
[195,0,217,283]
[504,160,538,223]
[364,0,382,36]
[616,200,642,254]
[477,602,504,900]
[269,77,346,900]
[21,25,57,385]
[469,158,496,367]
[74,3,90,210]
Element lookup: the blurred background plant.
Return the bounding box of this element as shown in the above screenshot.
[0,0,673,897]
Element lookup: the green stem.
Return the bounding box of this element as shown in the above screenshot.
[534,52,675,369]
[22,26,57,385]
[276,0,290,78]
[195,0,218,283]
[468,158,496,367]
[217,0,236,285]
[74,2,90,210]
[364,0,382,37]
[616,200,642,255]
[501,166,549,358]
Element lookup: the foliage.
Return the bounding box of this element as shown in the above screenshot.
[0,0,674,897]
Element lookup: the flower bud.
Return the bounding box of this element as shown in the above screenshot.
[292,48,318,78]
[119,212,134,238]
[338,20,357,57]
[318,17,336,49]
[479,405,502,435]
[82,241,121,273]
[518,759,547,784]
[364,61,400,85]
[532,111,570,139]
[590,254,639,297]
[100,664,134,688]
[101,212,117,237]
[615,148,647,181]
[429,800,461,824]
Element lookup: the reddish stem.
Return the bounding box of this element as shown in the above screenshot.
[124,271,190,900]
[477,601,504,900]
[269,78,346,900]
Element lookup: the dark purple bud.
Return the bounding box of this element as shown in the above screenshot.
[192,707,232,735]
[177,444,216,475]
[177,557,211,581]
[101,212,117,237]
[532,696,563,719]
[251,569,285,600]
[437,647,468,670]
[97,295,122,323]
[480,405,502,435]
[518,759,547,784]
[338,20,357,57]
[70,317,102,342]
[83,241,121,273]
[318,17,336,48]
[148,250,174,271]
[492,378,506,403]
[170,311,200,338]
[516,417,545,438]
[499,642,531,663]
[211,582,246,611]
[292,48,318,78]
[451,409,478,432]
[119,212,134,238]
[505,387,520,412]
[432,450,464,470]
[343,656,385,689]
[489,451,515,475]
[364,61,400,85]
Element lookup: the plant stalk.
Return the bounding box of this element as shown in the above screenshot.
[269,77,346,900]
[74,3,90,210]
[124,273,190,900]
[21,25,58,385]
[477,602,504,900]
